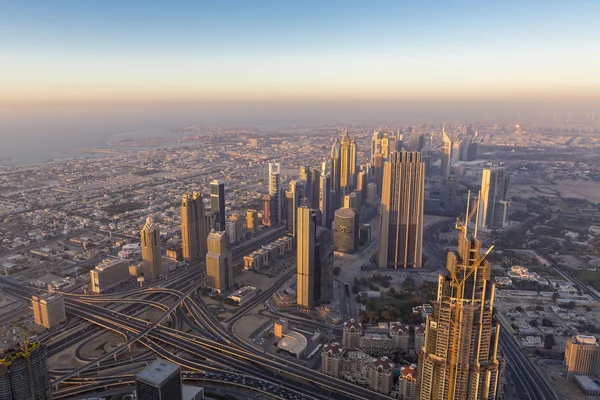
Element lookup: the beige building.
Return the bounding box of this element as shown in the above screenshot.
[342,319,362,348]
[141,216,162,279]
[414,324,426,353]
[32,294,66,328]
[321,342,344,377]
[274,319,288,339]
[369,356,395,395]
[296,206,318,308]
[206,230,233,293]
[390,322,410,351]
[565,335,600,381]
[399,364,418,400]
[359,333,394,357]
[378,151,424,269]
[90,258,129,293]
[340,350,372,386]
[181,192,208,263]
[246,209,259,234]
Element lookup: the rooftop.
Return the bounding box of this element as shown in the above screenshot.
[136,358,180,386]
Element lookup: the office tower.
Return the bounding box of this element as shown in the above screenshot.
[371,130,383,164]
[478,167,509,230]
[366,183,377,204]
[356,170,366,193]
[565,335,600,381]
[246,209,259,234]
[334,208,358,253]
[421,146,433,176]
[451,141,461,161]
[32,294,66,329]
[90,258,129,293]
[299,166,313,206]
[141,217,162,279]
[349,138,358,187]
[319,172,332,227]
[268,163,282,222]
[181,192,208,263]
[262,194,275,226]
[441,125,452,180]
[381,132,391,160]
[340,131,351,191]
[0,341,51,400]
[136,358,182,400]
[330,139,341,209]
[417,229,501,400]
[378,152,425,269]
[229,214,244,243]
[210,180,226,231]
[373,153,384,197]
[311,168,321,209]
[206,230,233,293]
[285,180,304,236]
[296,206,320,308]
[410,133,425,152]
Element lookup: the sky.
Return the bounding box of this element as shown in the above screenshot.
[1,0,600,105]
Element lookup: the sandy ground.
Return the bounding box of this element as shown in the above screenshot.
[232,314,273,344]
[554,179,600,202]
[234,265,294,291]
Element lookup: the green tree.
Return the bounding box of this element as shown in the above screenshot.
[529,319,539,328]
[544,334,555,350]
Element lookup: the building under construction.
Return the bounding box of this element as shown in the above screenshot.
[0,341,52,399]
[417,199,501,400]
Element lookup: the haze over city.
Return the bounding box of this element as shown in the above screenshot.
[2,2,600,400]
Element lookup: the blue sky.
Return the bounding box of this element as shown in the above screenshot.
[1,1,599,103]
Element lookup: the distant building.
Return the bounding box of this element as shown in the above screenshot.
[565,335,600,381]
[478,167,509,230]
[246,209,259,234]
[441,126,452,180]
[227,286,257,305]
[334,208,359,253]
[32,294,66,328]
[378,151,424,269]
[296,207,321,308]
[136,358,182,400]
[0,341,51,400]
[90,258,129,293]
[205,230,233,293]
[141,217,162,279]
[268,163,282,222]
[181,192,208,263]
[210,180,226,232]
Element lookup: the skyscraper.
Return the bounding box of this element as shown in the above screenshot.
[340,131,351,191]
[334,208,358,253]
[378,151,424,269]
[206,230,233,293]
[410,133,425,152]
[181,192,208,263]
[262,194,274,227]
[330,139,341,209]
[478,167,509,230]
[141,217,162,279]
[564,335,600,381]
[136,358,182,400]
[268,163,282,222]
[32,294,66,329]
[299,166,312,206]
[210,180,226,231]
[319,169,332,228]
[441,125,452,180]
[371,130,383,164]
[311,168,321,209]
[296,206,320,308]
[285,180,305,236]
[246,209,259,234]
[417,226,501,400]
[0,341,51,400]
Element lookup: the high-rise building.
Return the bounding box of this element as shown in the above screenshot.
[349,138,358,187]
[478,167,509,230]
[262,194,275,227]
[565,335,600,381]
[334,208,359,253]
[441,125,452,180]
[410,133,425,153]
[371,130,383,164]
[378,151,424,269]
[268,163,282,222]
[340,131,351,192]
[369,357,395,395]
[285,180,304,236]
[299,166,313,207]
[417,228,501,400]
[32,294,66,329]
[210,180,226,231]
[181,192,208,262]
[136,358,182,400]
[319,170,332,228]
[373,153,384,197]
[205,230,233,293]
[343,192,360,211]
[141,217,162,279]
[330,138,341,209]
[296,206,320,308]
[0,341,51,400]
[246,209,259,234]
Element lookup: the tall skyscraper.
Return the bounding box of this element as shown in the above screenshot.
[285,180,305,236]
[181,192,208,263]
[410,133,425,152]
[349,137,358,187]
[319,169,332,228]
[141,217,162,279]
[0,341,51,400]
[210,180,226,231]
[378,151,425,269]
[330,139,341,208]
[417,227,501,400]
[340,131,351,191]
[246,209,259,234]
[268,163,282,222]
[32,294,66,329]
[299,166,312,206]
[296,206,320,308]
[262,194,275,227]
[371,130,383,164]
[206,230,233,293]
[478,167,509,230]
[136,358,182,400]
[311,168,321,209]
[441,125,452,180]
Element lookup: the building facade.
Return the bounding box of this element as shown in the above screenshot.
[181,192,208,262]
[210,180,226,231]
[206,230,233,293]
[0,342,51,400]
[296,206,320,308]
[565,335,600,381]
[334,208,359,253]
[378,151,425,269]
[141,217,162,279]
[32,294,66,329]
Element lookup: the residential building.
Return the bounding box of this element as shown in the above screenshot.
[0,341,51,400]
[342,319,362,348]
[399,364,418,400]
[321,342,344,377]
[369,356,395,395]
[268,163,282,222]
[32,294,66,329]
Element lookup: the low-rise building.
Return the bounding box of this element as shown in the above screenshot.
[227,285,257,305]
[90,258,129,293]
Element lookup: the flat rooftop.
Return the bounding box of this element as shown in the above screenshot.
[136,359,180,386]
